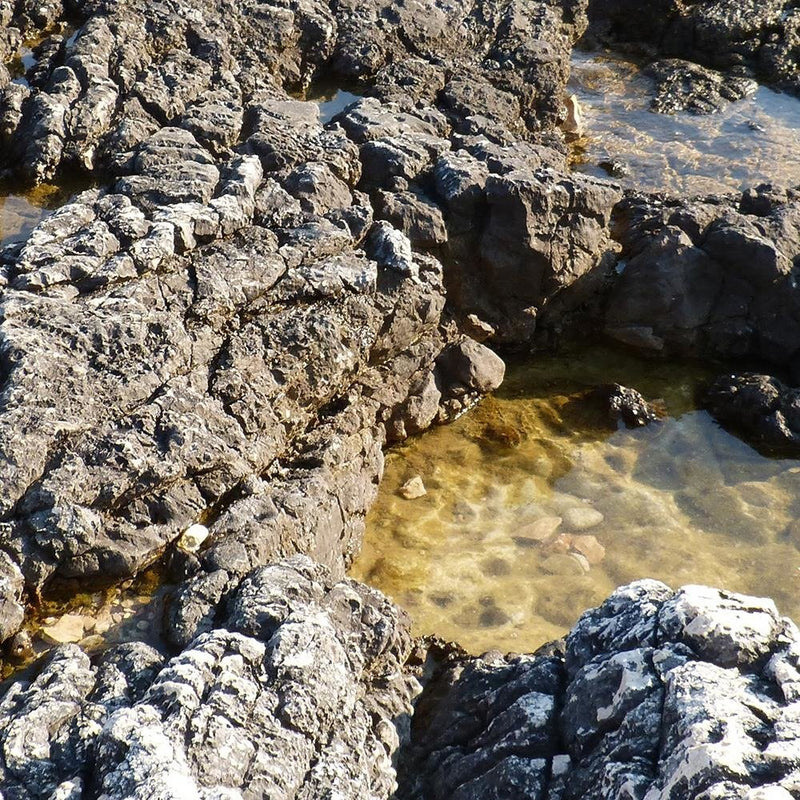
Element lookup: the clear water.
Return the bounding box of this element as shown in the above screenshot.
[351,345,800,654]
[310,87,363,124]
[569,50,800,195]
[0,184,70,246]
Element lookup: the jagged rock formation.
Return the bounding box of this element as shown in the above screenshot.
[2,568,799,799]
[602,185,800,367]
[585,0,800,99]
[0,0,625,647]
[399,580,800,800]
[0,557,419,799]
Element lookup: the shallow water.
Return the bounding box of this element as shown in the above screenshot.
[569,50,800,195]
[0,184,75,246]
[351,345,800,654]
[307,85,363,124]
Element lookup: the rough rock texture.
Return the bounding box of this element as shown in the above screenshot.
[588,383,664,429]
[645,59,758,115]
[3,566,798,799]
[0,556,419,800]
[585,0,800,97]
[603,185,800,366]
[0,0,617,647]
[399,580,800,800]
[703,372,800,454]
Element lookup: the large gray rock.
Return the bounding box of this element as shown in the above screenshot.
[399,580,800,800]
[0,557,418,800]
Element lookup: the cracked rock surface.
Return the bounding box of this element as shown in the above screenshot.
[399,580,800,800]
[3,566,799,799]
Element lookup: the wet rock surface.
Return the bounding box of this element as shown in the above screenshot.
[399,579,800,800]
[585,0,800,98]
[703,372,800,454]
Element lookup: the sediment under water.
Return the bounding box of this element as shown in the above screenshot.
[570,50,800,195]
[351,345,800,654]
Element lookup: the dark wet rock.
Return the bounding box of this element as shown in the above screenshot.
[603,187,800,364]
[589,383,665,429]
[0,557,416,800]
[586,0,800,97]
[703,372,800,453]
[646,59,758,115]
[442,163,622,343]
[399,579,800,800]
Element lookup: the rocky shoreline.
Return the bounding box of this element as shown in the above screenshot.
[1,0,800,796]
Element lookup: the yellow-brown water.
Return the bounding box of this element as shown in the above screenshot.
[351,346,800,653]
[569,51,800,195]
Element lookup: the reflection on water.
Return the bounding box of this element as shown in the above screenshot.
[351,346,800,654]
[0,184,73,246]
[570,50,800,195]
[308,86,363,124]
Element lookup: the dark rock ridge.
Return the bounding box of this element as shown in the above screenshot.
[585,0,800,98]
[703,372,800,454]
[602,185,800,367]
[3,563,800,799]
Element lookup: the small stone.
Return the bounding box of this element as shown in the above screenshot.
[541,553,586,576]
[178,523,209,552]
[563,93,583,135]
[570,552,591,573]
[516,516,562,542]
[40,614,88,644]
[79,634,105,651]
[136,620,150,631]
[563,506,604,531]
[570,535,606,565]
[399,476,427,499]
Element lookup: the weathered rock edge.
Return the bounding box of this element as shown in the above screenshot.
[0,0,624,649]
[2,560,799,800]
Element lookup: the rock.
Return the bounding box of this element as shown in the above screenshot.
[399,476,427,500]
[177,523,209,553]
[399,578,800,800]
[39,614,89,644]
[589,383,664,428]
[646,59,758,115]
[563,93,584,133]
[563,506,604,531]
[603,188,800,363]
[516,515,563,543]
[0,558,417,800]
[569,534,606,564]
[437,339,506,395]
[586,0,800,97]
[703,373,800,454]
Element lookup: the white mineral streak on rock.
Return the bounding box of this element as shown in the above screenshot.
[596,649,655,723]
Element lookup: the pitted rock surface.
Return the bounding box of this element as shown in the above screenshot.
[0,557,418,800]
[0,0,621,647]
[585,0,800,98]
[398,580,800,800]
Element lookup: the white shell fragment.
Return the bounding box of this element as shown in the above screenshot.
[178,523,209,552]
